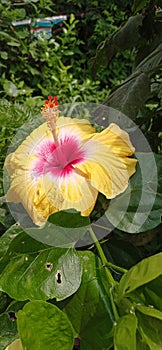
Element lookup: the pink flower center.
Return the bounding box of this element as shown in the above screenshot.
[32,136,85,178]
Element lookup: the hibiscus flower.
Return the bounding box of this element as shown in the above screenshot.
[5,96,137,226]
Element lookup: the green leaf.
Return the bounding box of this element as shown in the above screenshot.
[0,245,82,301]
[0,52,8,60]
[136,304,162,320]
[135,43,162,75]
[64,251,114,350]
[28,209,90,247]
[136,331,150,350]
[104,73,150,120]
[137,311,162,349]
[0,312,17,350]
[114,314,137,350]
[17,301,75,350]
[133,0,148,13]
[116,253,162,302]
[106,153,162,233]
[89,14,143,76]
[3,81,18,97]
[144,276,162,312]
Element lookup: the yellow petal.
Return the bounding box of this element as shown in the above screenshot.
[5,339,23,350]
[56,116,95,140]
[61,171,98,215]
[75,124,137,199]
[87,123,135,156]
[6,170,59,226]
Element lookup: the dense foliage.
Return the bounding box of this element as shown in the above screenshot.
[0,0,162,349]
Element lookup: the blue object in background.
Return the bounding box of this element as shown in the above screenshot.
[12,15,67,39]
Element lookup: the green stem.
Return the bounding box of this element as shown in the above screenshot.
[110,286,119,321]
[88,227,119,321]
[106,262,128,274]
[88,227,114,286]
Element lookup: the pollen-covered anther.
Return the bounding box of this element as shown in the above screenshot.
[41,95,59,143]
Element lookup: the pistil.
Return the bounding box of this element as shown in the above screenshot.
[42,96,59,145]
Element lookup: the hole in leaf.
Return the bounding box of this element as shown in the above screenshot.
[55,270,62,284]
[8,311,16,321]
[74,337,80,349]
[45,262,53,271]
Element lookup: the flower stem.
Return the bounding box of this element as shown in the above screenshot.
[88,227,115,286]
[88,226,119,321]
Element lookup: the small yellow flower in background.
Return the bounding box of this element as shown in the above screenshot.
[5,96,137,226]
[5,339,23,350]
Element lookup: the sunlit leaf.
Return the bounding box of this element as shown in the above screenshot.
[116,252,162,302]
[0,241,82,301]
[17,301,75,350]
[114,314,137,350]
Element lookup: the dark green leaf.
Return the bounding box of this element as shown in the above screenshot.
[114,314,137,350]
[0,312,17,350]
[106,153,162,233]
[104,73,150,120]
[89,14,143,76]
[144,275,162,312]
[64,251,114,350]
[0,225,46,260]
[137,311,162,349]
[136,331,150,350]
[17,301,75,350]
[0,225,21,260]
[26,210,90,247]
[135,43,162,75]
[0,247,82,301]
[48,209,90,228]
[27,210,90,247]
[116,253,162,302]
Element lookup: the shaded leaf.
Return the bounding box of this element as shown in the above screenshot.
[17,301,75,350]
[104,73,150,120]
[144,275,162,312]
[0,312,17,350]
[137,311,162,349]
[64,251,114,350]
[135,43,162,75]
[89,14,143,76]
[27,209,90,247]
[136,331,150,350]
[114,314,137,350]
[0,226,46,260]
[106,153,162,233]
